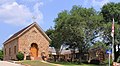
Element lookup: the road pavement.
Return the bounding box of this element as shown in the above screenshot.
[0,61,23,66]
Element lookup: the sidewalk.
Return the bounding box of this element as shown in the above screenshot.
[0,61,23,66]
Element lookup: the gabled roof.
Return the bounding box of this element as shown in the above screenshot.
[4,22,51,44]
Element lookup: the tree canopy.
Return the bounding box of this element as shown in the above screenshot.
[46,2,120,62]
[101,2,120,24]
[46,5,104,62]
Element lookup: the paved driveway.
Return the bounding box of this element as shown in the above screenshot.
[0,61,23,66]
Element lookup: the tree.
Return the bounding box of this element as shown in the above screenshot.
[101,2,120,24]
[90,42,109,51]
[102,22,120,61]
[46,28,63,61]
[54,5,103,63]
[101,2,120,61]
[0,49,3,60]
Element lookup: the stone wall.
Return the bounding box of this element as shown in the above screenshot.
[3,39,18,60]
[18,26,49,60]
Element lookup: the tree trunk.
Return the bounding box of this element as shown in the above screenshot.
[71,48,75,62]
[78,50,82,64]
[55,49,60,62]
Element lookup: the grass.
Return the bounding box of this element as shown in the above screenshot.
[17,60,110,66]
[18,60,56,66]
[50,61,100,66]
[51,62,79,66]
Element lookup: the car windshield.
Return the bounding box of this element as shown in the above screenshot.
[117,56,120,63]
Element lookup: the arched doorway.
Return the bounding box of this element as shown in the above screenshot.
[30,43,38,58]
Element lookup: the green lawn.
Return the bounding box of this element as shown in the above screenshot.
[17,60,108,66]
[18,60,56,66]
[50,62,100,66]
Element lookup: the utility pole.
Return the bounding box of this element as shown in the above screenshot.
[111,18,115,62]
[112,33,114,62]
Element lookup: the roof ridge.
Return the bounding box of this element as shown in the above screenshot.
[4,22,51,44]
[3,22,35,44]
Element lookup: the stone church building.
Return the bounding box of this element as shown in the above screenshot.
[3,22,51,60]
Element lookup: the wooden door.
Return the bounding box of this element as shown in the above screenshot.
[30,46,38,57]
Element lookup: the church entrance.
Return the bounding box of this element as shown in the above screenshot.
[30,43,38,58]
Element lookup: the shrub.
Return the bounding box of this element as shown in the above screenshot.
[104,58,112,65]
[16,52,24,61]
[90,59,100,65]
[0,50,3,60]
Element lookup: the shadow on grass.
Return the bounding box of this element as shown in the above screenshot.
[17,60,56,66]
[49,61,102,66]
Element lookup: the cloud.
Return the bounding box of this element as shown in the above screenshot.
[92,0,110,7]
[32,2,43,23]
[0,0,44,26]
[0,2,32,25]
[0,0,15,5]
[83,0,110,11]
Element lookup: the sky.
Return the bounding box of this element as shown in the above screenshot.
[0,0,120,49]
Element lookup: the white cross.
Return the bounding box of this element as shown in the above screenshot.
[32,16,36,22]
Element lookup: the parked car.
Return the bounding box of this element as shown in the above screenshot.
[113,56,120,66]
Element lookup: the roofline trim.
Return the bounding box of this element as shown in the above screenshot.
[3,22,51,44]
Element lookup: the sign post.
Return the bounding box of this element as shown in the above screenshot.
[109,50,111,66]
[106,50,112,66]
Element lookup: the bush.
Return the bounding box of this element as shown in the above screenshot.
[104,58,112,65]
[90,59,100,65]
[16,52,24,61]
[0,50,3,60]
